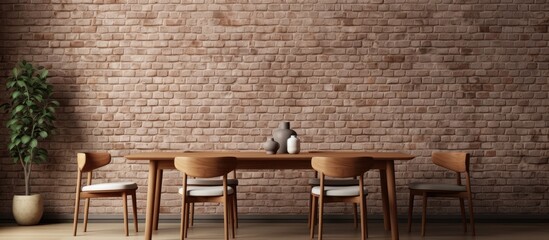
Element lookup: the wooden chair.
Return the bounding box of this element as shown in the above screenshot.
[152,151,239,231]
[185,151,239,228]
[175,156,237,240]
[73,152,138,236]
[310,156,374,240]
[307,151,359,229]
[407,152,475,236]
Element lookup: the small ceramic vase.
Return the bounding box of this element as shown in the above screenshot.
[287,135,300,154]
[263,138,279,154]
[272,122,297,154]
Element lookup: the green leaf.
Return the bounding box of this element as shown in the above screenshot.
[6,119,17,127]
[30,139,38,148]
[12,67,19,78]
[34,95,44,102]
[39,131,48,138]
[21,135,31,144]
[16,81,26,88]
[11,91,21,99]
[14,105,25,113]
[23,155,31,163]
[39,69,48,79]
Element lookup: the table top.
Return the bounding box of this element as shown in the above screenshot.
[125,151,415,161]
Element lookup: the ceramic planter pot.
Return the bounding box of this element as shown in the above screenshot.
[12,194,43,225]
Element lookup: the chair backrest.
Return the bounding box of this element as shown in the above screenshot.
[77,152,111,173]
[184,151,237,179]
[311,156,373,178]
[432,152,470,173]
[174,156,237,178]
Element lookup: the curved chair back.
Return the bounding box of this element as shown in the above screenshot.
[77,152,111,172]
[432,152,470,173]
[311,156,373,178]
[175,156,237,178]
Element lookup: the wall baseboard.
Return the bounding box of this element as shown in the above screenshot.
[2,214,549,223]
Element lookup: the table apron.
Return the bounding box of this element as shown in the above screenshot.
[154,160,387,170]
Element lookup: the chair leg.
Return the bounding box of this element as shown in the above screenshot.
[309,195,317,239]
[123,193,129,236]
[224,197,230,240]
[230,196,236,239]
[360,197,368,240]
[308,191,313,230]
[231,195,237,237]
[468,194,476,236]
[408,192,414,232]
[72,194,80,236]
[185,203,190,238]
[459,198,467,233]
[83,198,90,232]
[365,199,368,238]
[233,188,239,228]
[353,203,359,229]
[317,196,324,240]
[421,193,428,237]
[180,201,187,240]
[132,193,139,232]
[189,203,194,227]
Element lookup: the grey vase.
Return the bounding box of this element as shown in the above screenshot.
[272,122,297,154]
[263,137,279,154]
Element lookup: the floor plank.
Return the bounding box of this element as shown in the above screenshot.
[1,221,548,239]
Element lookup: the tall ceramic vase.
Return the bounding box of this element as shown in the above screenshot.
[272,122,297,154]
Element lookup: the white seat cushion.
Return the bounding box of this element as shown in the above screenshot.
[82,182,138,192]
[187,179,239,186]
[308,178,359,186]
[408,182,466,192]
[179,186,234,197]
[311,186,368,197]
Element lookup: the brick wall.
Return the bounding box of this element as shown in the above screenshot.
[0,0,548,219]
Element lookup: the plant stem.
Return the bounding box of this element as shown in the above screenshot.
[25,164,31,195]
[18,153,28,195]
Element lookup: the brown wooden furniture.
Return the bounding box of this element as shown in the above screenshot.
[73,152,138,236]
[125,151,415,240]
[186,172,239,228]
[309,156,374,240]
[407,152,475,236]
[307,151,359,229]
[174,156,237,240]
[185,151,239,228]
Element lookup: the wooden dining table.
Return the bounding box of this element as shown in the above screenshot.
[125,151,415,240]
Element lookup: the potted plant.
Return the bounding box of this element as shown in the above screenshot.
[1,60,59,225]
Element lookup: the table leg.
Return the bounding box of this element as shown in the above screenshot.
[153,169,163,230]
[379,169,390,231]
[386,161,399,240]
[145,161,158,240]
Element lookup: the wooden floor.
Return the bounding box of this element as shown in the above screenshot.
[2,221,548,240]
